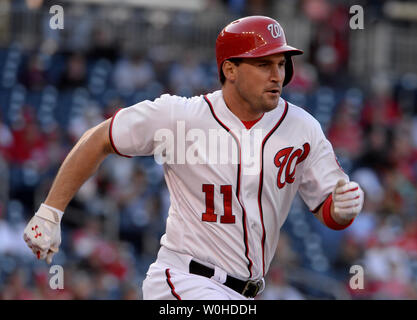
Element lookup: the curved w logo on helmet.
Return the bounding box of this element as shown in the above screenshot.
[267,23,282,38]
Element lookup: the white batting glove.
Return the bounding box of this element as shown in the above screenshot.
[23,204,63,264]
[332,179,364,221]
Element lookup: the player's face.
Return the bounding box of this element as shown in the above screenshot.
[234,53,286,113]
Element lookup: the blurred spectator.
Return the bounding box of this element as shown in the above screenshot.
[246,0,270,16]
[64,4,93,52]
[87,26,119,63]
[121,283,141,300]
[8,108,47,167]
[168,52,208,96]
[68,103,104,142]
[32,268,73,300]
[287,60,318,93]
[302,0,331,23]
[412,117,417,148]
[0,115,14,161]
[113,50,156,92]
[0,268,37,300]
[363,239,415,299]
[394,220,417,258]
[262,232,305,299]
[0,206,29,258]
[261,268,305,300]
[58,53,87,90]
[117,165,152,254]
[380,167,416,218]
[328,100,364,160]
[389,122,417,185]
[352,167,384,207]
[356,125,390,172]
[0,155,8,213]
[305,1,351,87]
[360,73,403,130]
[70,270,95,300]
[19,53,48,91]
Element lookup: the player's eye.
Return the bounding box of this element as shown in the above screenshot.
[258,62,268,67]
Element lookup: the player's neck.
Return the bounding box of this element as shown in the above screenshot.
[221,85,264,122]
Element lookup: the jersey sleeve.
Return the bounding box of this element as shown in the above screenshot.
[298,118,349,211]
[109,94,174,157]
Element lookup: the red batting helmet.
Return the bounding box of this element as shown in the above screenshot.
[216,16,303,86]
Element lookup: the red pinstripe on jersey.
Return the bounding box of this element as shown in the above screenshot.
[257,100,288,276]
[204,95,254,278]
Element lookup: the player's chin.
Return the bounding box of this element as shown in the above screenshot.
[263,93,280,110]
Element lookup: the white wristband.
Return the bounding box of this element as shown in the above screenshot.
[35,203,64,224]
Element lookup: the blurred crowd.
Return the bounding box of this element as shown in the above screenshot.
[1,0,417,300]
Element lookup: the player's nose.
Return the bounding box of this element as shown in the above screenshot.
[270,64,285,83]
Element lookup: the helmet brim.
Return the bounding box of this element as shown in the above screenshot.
[218,44,303,86]
[229,44,303,60]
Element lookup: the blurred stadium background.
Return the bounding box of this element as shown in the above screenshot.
[0,0,417,300]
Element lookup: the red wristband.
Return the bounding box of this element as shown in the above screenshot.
[322,194,354,230]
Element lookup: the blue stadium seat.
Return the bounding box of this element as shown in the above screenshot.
[98,88,120,108]
[283,91,307,109]
[313,86,337,131]
[0,87,10,118]
[0,48,8,74]
[88,59,113,97]
[1,45,22,89]
[45,53,67,85]
[56,90,74,127]
[6,84,26,126]
[25,90,41,111]
[55,87,91,128]
[38,85,59,129]
[145,81,164,100]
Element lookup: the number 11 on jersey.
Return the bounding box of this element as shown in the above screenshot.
[202,184,235,224]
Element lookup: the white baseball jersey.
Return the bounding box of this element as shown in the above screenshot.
[110,89,348,282]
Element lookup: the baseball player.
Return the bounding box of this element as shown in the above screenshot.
[23,16,364,300]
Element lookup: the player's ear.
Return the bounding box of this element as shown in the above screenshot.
[222,60,237,82]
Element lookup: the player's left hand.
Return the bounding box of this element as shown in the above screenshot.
[332,179,364,221]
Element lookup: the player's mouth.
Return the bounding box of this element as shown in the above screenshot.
[265,88,280,96]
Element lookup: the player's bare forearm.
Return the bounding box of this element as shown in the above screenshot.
[44,118,115,211]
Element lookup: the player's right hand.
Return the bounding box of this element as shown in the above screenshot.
[332,179,364,221]
[23,204,62,264]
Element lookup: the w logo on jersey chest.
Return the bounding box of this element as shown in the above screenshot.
[274,143,310,189]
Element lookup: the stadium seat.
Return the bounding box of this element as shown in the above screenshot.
[1,45,22,89]
[7,84,26,125]
[88,59,113,96]
[38,85,59,130]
